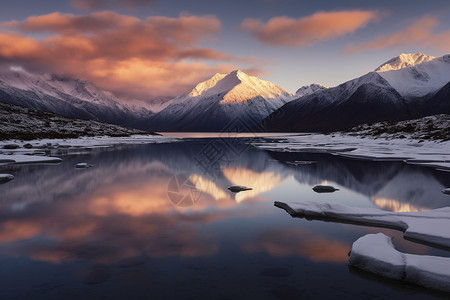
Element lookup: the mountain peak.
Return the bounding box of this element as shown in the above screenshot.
[295,83,328,97]
[375,53,436,72]
[187,69,263,99]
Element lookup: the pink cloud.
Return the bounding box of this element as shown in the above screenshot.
[344,15,439,54]
[70,0,157,11]
[0,12,258,100]
[241,10,381,47]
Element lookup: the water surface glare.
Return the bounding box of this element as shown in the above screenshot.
[0,139,449,299]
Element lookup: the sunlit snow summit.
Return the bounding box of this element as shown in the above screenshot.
[145,70,293,132]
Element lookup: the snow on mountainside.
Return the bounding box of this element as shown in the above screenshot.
[375,53,435,72]
[146,70,293,131]
[0,68,152,128]
[375,53,450,98]
[295,83,328,97]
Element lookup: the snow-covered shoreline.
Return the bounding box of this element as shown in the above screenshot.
[0,135,177,165]
[253,130,450,171]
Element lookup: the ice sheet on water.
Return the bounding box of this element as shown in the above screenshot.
[275,201,450,248]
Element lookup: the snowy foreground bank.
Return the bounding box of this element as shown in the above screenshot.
[275,201,450,293]
[350,233,450,293]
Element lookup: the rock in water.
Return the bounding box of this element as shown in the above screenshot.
[76,163,94,169]
[0,174,14,184]
[3,144,20,149]
[228,185,252,193]
[442,188,450,195]
[312,185,339,193]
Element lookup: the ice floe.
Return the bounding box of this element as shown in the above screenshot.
[274,201,450,248]
[349,233,450,293]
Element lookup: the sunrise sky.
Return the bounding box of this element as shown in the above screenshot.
[1,0,449,103]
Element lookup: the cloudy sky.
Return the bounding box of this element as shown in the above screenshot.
[1,0,449,102]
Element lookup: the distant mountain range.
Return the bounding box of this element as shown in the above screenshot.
[0,53,449,133]
[0,68,153,129]
[261,53,450,132]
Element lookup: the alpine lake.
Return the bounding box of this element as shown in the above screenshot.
[1,134,450,300]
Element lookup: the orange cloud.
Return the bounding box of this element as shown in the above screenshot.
[71,0,157,11]
[344,15,439,54]
[0,11,258,100]
[241,10,380,47]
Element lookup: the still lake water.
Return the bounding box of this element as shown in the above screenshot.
[1,137,450,299]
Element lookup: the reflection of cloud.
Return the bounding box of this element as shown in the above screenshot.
[0,11,259,100]
[0,221,40,242]
[0,154,279,264]
[222,167,286,203]
[241,10,380,47]
[243,228,349,262]
[370,197,425,212]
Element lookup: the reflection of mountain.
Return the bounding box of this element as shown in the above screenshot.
[222,167,286,203]
[0,140,449,266]
[267,151,450,211]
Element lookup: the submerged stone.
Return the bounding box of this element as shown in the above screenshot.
[0,174,14,184]
[3,144,19,149]
[228,185,252,193]
[312,185,339,193]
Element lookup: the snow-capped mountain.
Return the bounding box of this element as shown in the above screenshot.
[145,70,293,131]
[375,53,450,98]
[374,53,435,72]
[0,68,152,128]
[261,53,450,132]
[295,83,328,97]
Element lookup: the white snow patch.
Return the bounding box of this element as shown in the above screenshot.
[349,233,450,293]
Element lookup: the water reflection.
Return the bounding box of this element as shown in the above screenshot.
[0,140,449,298]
